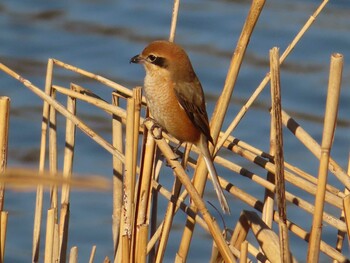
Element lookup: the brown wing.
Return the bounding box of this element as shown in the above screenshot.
[173,79,214,144]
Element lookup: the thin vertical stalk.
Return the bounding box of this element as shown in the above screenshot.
[89,245,97,263]
[0,212,8,263]
[240,241,248,263]
[58,84,77,263]
[112,92,124,262]
[121,98,136,263]
[169,0,180,42]
[68,246,78,263]
[334,155,350,260]
[177,0,265,260]
[33,58,54,262]
[44,208,55,263]
[270,47,290,263]
[307,53,343,262]
[0,96,10,210]
[49,88,58,210]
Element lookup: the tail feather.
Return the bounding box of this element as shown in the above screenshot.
[199,140,231,214]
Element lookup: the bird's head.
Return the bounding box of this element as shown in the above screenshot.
[130,40,196,82]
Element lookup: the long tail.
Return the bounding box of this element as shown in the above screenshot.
[198,137,230,214]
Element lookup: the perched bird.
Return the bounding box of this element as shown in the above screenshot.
[130,40,230,214]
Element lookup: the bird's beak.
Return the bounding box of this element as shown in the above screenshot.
[130,54,143,64]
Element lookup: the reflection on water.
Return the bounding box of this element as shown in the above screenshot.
[1,0,350,261]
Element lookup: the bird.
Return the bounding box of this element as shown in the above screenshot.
[130,40,230,214]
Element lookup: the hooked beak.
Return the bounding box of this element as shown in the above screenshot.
[130,54,143,64]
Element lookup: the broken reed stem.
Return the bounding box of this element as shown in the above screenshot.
[32,58,54,263]
[68,246,78,263]
[112,93,123,262]
[169,0,180,42]
[307,53,343,263]
[270,47,290,263]
[0,212,7,263]
[239,241,248,263]
[144,121,235,263]
[215,0,330,155]
[89,245,97,263]
[177,0,266,260]
[44,208,55,263]
[0,97,10,211]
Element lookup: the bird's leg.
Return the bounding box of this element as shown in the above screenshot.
[171,142,183,161]
[144,117,163,140]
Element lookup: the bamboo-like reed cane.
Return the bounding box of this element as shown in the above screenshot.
[44,208,55,263]
[334,155,350,262]
[112,92,124,262]
[177,0,266,260]
[307,53,343,263]
[32,58,54,263]
[134,127,156,261]
[120,97,137,263]
[0,212,7,263]
[49,88,58,210]
[68,246,78,263]
[343,195,350,244]
[0,97,10,211]
[89,245,97,263]
[240,241,248,263]
[144,121,235,263]
[169,0,180,42]
[215,0,329,155]
[270,47,291,263]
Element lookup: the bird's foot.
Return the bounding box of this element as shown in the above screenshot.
[144,117,163,140]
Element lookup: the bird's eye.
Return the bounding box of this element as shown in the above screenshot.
[147,54,157,62]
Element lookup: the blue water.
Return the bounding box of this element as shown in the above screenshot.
[1,0,350,262]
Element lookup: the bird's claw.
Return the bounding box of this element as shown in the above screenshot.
[144,117,163,140]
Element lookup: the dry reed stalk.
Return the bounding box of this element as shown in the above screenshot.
[58,84,78,263]
[215,0,329,154]
[144,121,235,263]
[177,0,266,260]
[49,88,58,210]
[44,208,55,263]
[169,0,180,42]
[240,241,248,263]
[89,245,97,263]
[270,47,290,262]
[112,92,124,262]
[0,63,125,163]
[343,195,350,243]
[334,155,350,260]
[0,97,10,211]
[0,212,7,263]
[32,58,54,262]
[280,109,350,189]
[134,130,156,261]
[120,97,137,262]
[52,85,128,123]
[307,53,343,263]
[51,59,147,105]
[68,246,78,263]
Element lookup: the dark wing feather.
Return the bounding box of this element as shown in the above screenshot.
[173,80,214,144]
